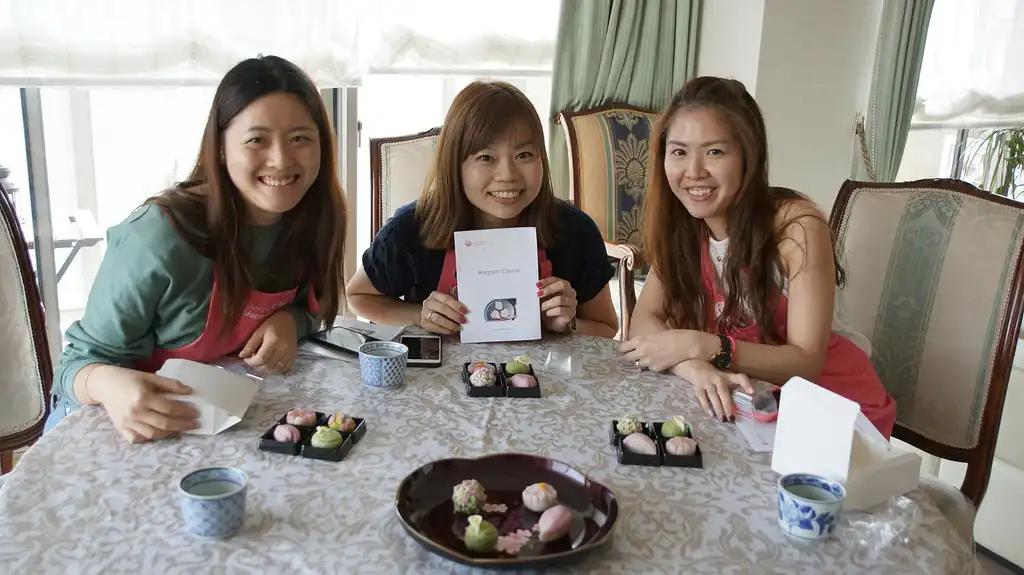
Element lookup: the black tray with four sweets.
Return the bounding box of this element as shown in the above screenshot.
[609,419,703,468]
[462,362,543,399]
[258,411,368,462]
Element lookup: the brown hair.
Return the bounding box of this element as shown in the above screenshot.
[147,55,347,333]
[415,80,558,250]
[642,76,844,343]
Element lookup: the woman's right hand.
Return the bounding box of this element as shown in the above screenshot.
[418,291,468,335]
[678,359,755,422]
[88,366,200,443]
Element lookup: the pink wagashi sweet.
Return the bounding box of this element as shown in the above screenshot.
[469,369,497,387]
[522,482,557,512]
[509,374,538,388]
[537,504,572,542]
[622,432,658,455]
[467,362,494,375]
[666,436,698,456]
[285,409,317,426]
[327,412,356,432]
[272,423,302,443]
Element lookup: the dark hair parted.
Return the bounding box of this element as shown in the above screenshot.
[415,80,558,250]
[147,55,347,333]
[642,76,845,343]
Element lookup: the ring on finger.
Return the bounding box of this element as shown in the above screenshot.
[428,311,435,323]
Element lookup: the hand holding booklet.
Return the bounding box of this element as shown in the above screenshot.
[454,227,542,343]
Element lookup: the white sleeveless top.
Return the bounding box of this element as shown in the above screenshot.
[708,236,871,356]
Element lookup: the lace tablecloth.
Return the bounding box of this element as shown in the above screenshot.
[0,335,980,574]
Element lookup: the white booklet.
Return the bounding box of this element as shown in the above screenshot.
[454,227,542,343]
[157,359,260,435]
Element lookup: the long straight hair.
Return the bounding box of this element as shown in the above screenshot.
[416,81,558,249]
[642,77,844,343]
[147,55,347,332]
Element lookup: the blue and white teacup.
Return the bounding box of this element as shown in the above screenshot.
[777,473,846,541]
[358,341,409,389]
[179,467,248,539]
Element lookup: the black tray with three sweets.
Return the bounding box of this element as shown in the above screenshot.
[258,411,368,462]
[462,362,542,399]
[609,419,703,469]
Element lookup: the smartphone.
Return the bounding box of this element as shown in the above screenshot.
[309,326,372,356]
[400,334,443,368]
[732,380,781,422]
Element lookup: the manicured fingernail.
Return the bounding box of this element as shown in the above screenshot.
[537,290,543,296]
[728,415,736,423]
[460,307,468,313]
[460,316,467,324]
[536,282,542,287]
[719,415,727,422]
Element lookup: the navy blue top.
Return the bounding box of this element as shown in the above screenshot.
[363,200,616,305]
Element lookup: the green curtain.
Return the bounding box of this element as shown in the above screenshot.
[548,0,701,198]
[854,0,935,182]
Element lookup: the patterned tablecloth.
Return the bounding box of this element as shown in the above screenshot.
[0,334,980,574]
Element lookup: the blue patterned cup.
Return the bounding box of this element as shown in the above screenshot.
[777,473,846,541]
[179,467,248,539]
[358,341,409,389]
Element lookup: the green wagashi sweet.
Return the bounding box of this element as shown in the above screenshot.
[616,415,642,436]
[310,426,343,449]
[505,355,531,375]
[463,515,498,553]
[660,415,689,438]
[452,479,487,514]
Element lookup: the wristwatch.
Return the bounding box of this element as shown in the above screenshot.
[708,333,734,370]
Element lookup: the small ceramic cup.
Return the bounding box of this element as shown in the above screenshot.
[179,467,248,539]
[358,341,409,389]
[777,473,846,541]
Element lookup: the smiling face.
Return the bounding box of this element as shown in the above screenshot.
[663,106,745,239]
[222,92,321,226]
[460,124,544,228]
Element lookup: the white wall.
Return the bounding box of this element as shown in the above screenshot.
[696,0,884,212]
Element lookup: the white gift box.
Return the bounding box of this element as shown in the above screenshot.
[770,377,921,511]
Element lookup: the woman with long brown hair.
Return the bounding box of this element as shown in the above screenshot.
[347,81,618,338]
[47,56,348,442]
[620,77,896,438]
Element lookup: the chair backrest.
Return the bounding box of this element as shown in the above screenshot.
[829,178,1024,507]
[556,105,659,252]
[0,178,52,453]
[369,127,441,239]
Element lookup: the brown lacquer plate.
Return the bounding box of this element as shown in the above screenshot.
[395,453,618,569]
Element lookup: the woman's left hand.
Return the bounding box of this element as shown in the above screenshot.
[239,310,299,374]
[538,277,577,333]
[620,330,715,373]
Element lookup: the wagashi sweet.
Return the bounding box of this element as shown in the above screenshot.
[509,374,538,388]
[615,415,642,436]
[622,432,657,455]
[537,505,572,542]
[452,479,487,514]
[469,369,497,387]
[467,362,494,375]
[522,482,558,513]
[666,436,698,456]
[285,408,317,426]
[505,356,531,375]
[272,424,301,443]
[310,426,343,449]
[463,515,498,553]
[327,412,356,432]
[660,415,689,438]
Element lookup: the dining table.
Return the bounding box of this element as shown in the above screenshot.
[0,332,982,574]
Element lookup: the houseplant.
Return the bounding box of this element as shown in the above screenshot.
[961,127,1024,200]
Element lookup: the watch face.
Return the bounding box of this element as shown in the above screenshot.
[712,354,730,370]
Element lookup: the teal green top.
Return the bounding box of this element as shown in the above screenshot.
[54,205,316,406]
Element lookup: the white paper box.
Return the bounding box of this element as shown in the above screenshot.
[770,377,921,510]
[156,359,260,435]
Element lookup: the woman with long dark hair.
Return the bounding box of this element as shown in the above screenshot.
[47,55,348,442]
[621,77,896,438]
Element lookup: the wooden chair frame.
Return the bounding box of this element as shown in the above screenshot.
[829,178,1024,508]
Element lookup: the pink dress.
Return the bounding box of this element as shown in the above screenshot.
[700,238,896,438]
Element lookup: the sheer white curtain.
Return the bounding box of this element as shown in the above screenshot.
[362,1,561,72]
[913,0,1024,128]
[0,0,365,86]
[0,0,561,86]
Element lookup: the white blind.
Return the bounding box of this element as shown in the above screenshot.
[913,0,1024,128]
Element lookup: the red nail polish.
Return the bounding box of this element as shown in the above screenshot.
[460,307,467,313]
[536,282,542,287]
[537,290,543,296]
[460,317,468,324]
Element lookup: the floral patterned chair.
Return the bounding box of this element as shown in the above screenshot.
[556,105,658,339]
[829,178,1024,546]
[369,127,441,240]
[0,177,52,480]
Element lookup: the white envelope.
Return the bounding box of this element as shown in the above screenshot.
[770,377,921,510]
[156,358,261,435]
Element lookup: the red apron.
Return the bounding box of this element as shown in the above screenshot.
[700,240,897,439]
[135,272,318,373]
[436,249,553,298]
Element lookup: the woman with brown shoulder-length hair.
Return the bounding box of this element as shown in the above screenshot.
[48,55,348,443]
[620,76,896,438]
[347,80,618,338]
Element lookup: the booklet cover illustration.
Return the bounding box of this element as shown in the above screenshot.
[485,298,517,321]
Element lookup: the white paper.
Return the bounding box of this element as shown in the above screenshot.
[332,317,407,342]
[156,359,260,435]
[770,377,859,482]
[735,418,776,452]
[453,227,542,344]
